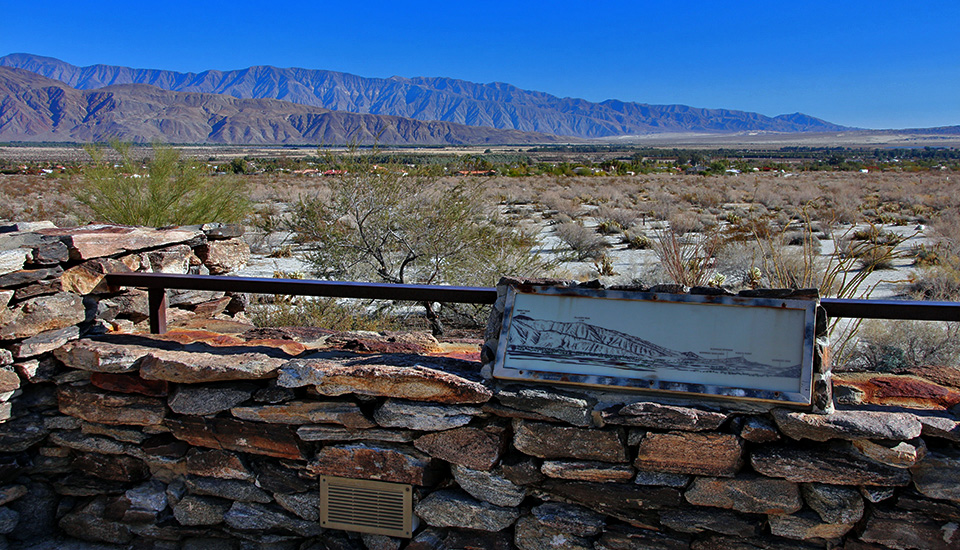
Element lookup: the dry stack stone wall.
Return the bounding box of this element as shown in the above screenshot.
[0,227,958,550]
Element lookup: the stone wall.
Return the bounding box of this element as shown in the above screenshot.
[1,225,959,550]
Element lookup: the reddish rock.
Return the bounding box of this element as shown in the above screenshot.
[751,443,911,486]
[0,369,19,393]
[514,420,627,463]
[231,400,375,429]
[414,425,506,471]
[61,258,131,295]
[738,416,781,443]
[278,358,491,404]
[73,453,150,482]
[58,384,166,426]
[852,439,926,468]
[0,292,85,340]
[860,508,960,550]
[191,296,232,317]
[308,443,442,485]
[139,348,286,383]
[54,338,160,373]
[635,432,744,477]
[40,225,202,261]
[833,373,960,410]
[901,364,960,390]
[165,417,303,460]
[684,475,802,515]
[185,449,254,481]
[540,460,635,483]
[90,372,169,397]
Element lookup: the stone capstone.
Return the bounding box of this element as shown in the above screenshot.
[684,475,802,515]
[414,425,506,470]
[139,347,286,383]
[495,386,596,427]
[772,408,923,442]
[308,443,441,485]
[513,420,627,463]
[374,399,483,431]
[54,338,158,373]
[40,225,202,261]
[415,489,519,532]
[635,432,744,477]
[451,464,526,507]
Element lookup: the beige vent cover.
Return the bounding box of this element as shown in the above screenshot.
[320,476,417,538]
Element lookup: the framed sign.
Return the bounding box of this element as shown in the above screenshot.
[493,286,817,405]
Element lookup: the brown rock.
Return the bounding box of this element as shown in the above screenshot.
[514,420,627,463]
[13,279,63,301]
[0,265,62,288]
[860,508,960,550]
[40,225,202,261]
[852,438,926,468]
[54,338,159,373]
[738,416,781,443]
[911,453,960,502]
[11,326,79,359]
[184,449,254,481]
[635,432,744,477]
[73,453,150,482]
[308,443,442,485]
[191,296,232,317]
[58,497,133,544]
[514,514,592,550]
[297,425,416,443]
[0,369,19,393]
[278,358,491,404]
[140,433,189,458]
[414,425,506,470]
[231,400,375,428]
[90,372,169,397]
[61,258,131,295]
[196,237,250,274]
[139,348,286,382]
[0,485,27,507]
[751,443,911,486]
[606,402,729,431]
[58,384,166,426]
[541,460,635,482]
[165,416,303,460]
[538,480,682,517]
[772,408,922,442]
[918,413,960,442]
[684,475,802,514]
[768,510,855,541]
[594,523,690,550]
[658,508,760,537]
[832,372,960,410]
[901,364,960,390]
[0,293,85,340]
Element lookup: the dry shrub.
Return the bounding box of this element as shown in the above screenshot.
[651,227,723,287]
[668,211,704,235]
[847,319,960,372]
[595,205,639,229]
[555,222,607,261]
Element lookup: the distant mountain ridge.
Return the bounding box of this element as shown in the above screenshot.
[0,53,850,138]
[0,67,562,145]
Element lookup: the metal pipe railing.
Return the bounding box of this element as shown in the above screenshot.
[104,272,960,334]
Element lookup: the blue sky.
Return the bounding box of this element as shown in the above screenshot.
[3,0,958,129]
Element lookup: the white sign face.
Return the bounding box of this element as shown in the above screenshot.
[493,286,817,405]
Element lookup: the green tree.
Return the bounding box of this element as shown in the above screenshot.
[290,151,549,334]
[76,143,250,227]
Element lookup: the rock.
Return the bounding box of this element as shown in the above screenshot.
[168,383,256,415]
[59,384,166,425]
[142,244,194,274]
[198,223,245,240]
[684,475,802,514]
[772,408,922,442]
[633,470,691,488]
[896,492,960,522]
[495,386,596,427]
[0,248,29,276]
[253,385,297,404]
[768,510,855,541]
[278,357,491,403]
[0,265,62,288]
[374,399,483,431]
[918,414,960,442]
[298,425,416,444]
[57,496,132,544]
[115,480,168,522]
[233,400,374,428]
[851,438,926,468]
[514,420,627,463]
[635,432,744,477]
[501,456,545,486]
[224,501,322,537]
[0,485,27,507]
[606,402,728,431]
[41,225,202,261]
[415,489,519,532]
[6,482,58,542]
[0,505,18,534]
[0,369,19,393]
[61,258,131,295]
[196,237,251,274]
[659,507,760,537]
[165,416,303,460]
[531,502,605,536]
[832,373,960,410]
[173,494,231,526]
[54,338,159,373]
[451,464,526,506]
[275,491,321,521]
[308,443,442,485]
[140,348,286,383]
[192,296,232,317]
[751,443,912,486]
[538,480,682,517]
[251,460,312,494]
[414,425,506,470]
[541,460,635,482]
[514,514,592,550]
[860,508,960,550]
[30,238,70,265]
[73,453,150,482]
[140,433,189,457]
[911,453,960,502]
[185,475,272,503]
[11,326,79,359]
[801,483,864,524]
[13,278,63,301]
[185,449,254,481]
[0,292,85,340]
[15,357,62,383]
[49,431,130,455]
[90,372,169,397]
[0,221,55,233]
[594,523,691,550]
[860,486,896,503]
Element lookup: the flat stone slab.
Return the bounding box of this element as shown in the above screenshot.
[61,258,132,295]
[604,402,729,431]
[165,416,303,460]
[415,489,519,532]
[538,480,682,517]
[635,432,744,477]
[12,326,79,359]
[39,225,203,260]
[494,386,595,427]
[55,338,167,373]
[911,453,960,502]
[279,357,491,403]
[414,425,506,471]
[232,400,375,428]
[768,510,855,541]
[374,399,482,431]
[541,460,635,483]
[772,408,923,442]
[451,465,526,507]
[658,508,761,537]
[297,425,416,443]
[58,384,166,426]
[308,443,442,485]
[514,420,627,463]
[684,475,803,515]
[139,348,287,383]
[833,373,960,410]
[0,292,85,340]
[751,443,912,486]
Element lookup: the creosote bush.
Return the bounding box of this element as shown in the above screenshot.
[555,222,607,261]
[75,143,251,227]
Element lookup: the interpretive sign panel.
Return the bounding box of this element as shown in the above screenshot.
[493,286,817,405]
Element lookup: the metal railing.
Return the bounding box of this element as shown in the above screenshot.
[104,272,960,334]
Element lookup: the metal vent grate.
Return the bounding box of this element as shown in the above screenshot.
[320,476,417,538]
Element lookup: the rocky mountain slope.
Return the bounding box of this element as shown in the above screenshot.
[1,53,849,138]
[0,67,562,145]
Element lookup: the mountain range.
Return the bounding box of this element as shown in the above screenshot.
[1,53,850,143]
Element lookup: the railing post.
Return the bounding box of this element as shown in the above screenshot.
[148,288,167,334]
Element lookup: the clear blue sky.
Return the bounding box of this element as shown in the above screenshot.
[3,0,958,129]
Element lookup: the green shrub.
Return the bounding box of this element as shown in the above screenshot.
[75,143,250,227]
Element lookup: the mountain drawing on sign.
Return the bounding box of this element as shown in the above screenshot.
[507,316,800,378]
